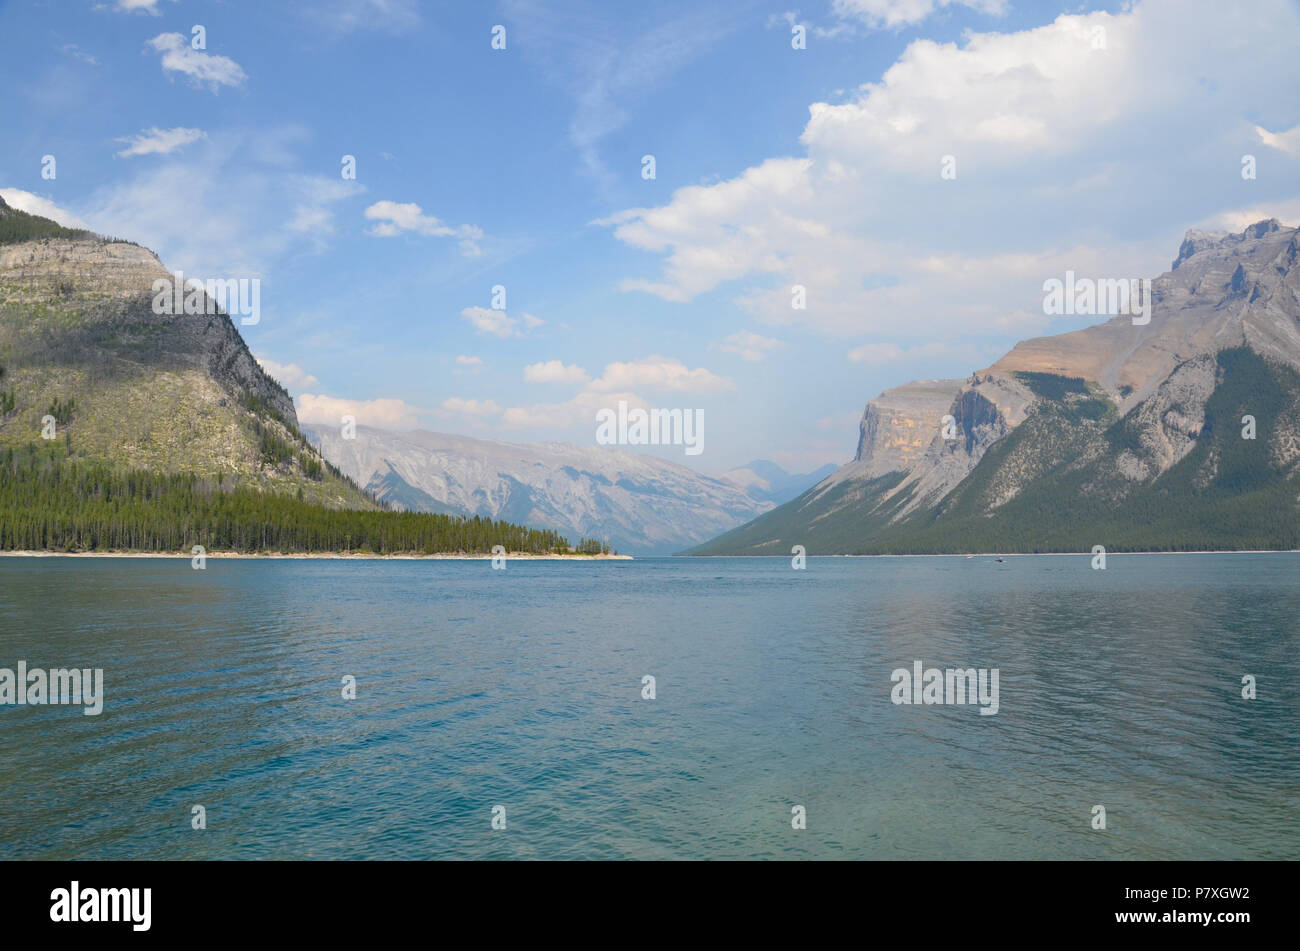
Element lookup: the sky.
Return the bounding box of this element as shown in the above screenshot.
[2,0,1299,475]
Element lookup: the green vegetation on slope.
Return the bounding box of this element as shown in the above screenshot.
[687,471,913,555]
[0,443,588,554]
[0,209,95,246]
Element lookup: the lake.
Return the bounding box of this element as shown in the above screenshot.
[1,553,1296,859]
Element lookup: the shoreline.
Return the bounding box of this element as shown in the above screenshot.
[0,550,633,561]
[687,549,1300,557]
[1,549,1294,560]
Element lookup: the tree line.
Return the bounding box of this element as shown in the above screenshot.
[0,444,616,555]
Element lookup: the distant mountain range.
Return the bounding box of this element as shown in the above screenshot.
[10,189,1295,557]
[694,219,1300,555]
[306,424,834,554]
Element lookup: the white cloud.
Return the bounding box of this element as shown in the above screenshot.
[500,355,729,431]
[524,360,589,384]
[847,342,905,365]
[832,0,1006,30]
[255,357,320,393]
[501,390,649,430]
[116,127,207,158]
[0,189,90,229]
[599,0,1300,339]
[460,306,542,339]
[59,44,100,65]
[112,0,174,14]
[461,306,515,339]
[297,393,423,430]
[363,200,483,254]
[455,356,484,375]
[441,397,502,417]
[720,331,784,362]
[1198,202,1300,233]
[79,128,363,286]
[589,355,733,393]
[1256,123,1300,157]
[285,175,364,237]
[147,33,247,90]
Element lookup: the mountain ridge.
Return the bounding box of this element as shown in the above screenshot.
[306,424,789,555]
[692,219,1300,555]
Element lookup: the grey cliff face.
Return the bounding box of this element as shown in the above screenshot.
[307,425,775,554]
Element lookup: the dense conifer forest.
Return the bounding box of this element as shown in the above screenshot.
[0,444,614,555]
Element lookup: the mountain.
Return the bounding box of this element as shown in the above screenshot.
[0,193,366,506]
[305,425,776,554]
[693,219,1300,555]
[720,459,840,505]
[0,195,574,555]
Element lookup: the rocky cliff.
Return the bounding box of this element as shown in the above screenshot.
[693,219,1300,554]
[0,195,370,509]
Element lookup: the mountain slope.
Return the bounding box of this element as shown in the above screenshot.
[0,195,368,508]
[0,195,582,555]
[693,220,1300,555]
[307,424,775,554]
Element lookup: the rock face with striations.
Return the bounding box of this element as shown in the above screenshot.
[693,219,1300,554]
[306,424,777,554]
[0,196,366,508]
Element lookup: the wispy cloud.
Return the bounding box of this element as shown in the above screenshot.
[1256,123,1300,156]
[364,200,483,255]
[297,393,425,430]
[524,360,590,384]
[116,127,207,158]
[110,0,175,15]
[720,331,784,362]
[308,0,421,34]
[461,306,544,339]
[59,44,100,65]
[831,0,1006,31]
[148,33,247,91]
[588,355,733,393]
[255,357,320,394]
[501,0,746,193]
[0,189,90,229]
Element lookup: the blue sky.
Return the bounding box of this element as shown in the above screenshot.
[3,0,1299,473]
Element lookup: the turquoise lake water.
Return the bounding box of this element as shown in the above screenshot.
[1,554,1296,859]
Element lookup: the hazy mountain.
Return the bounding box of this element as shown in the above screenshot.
[306,425,776,554]
[693,219,1300,554]
[720,459,839,505]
